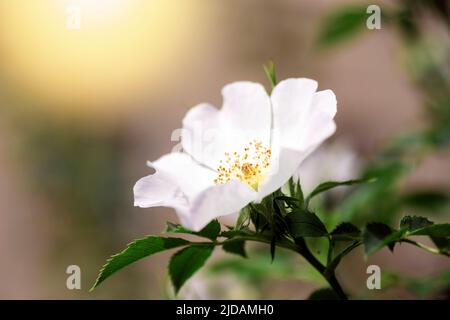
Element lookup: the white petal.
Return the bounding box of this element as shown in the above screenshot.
[299,89,337,149]
[133,152,257,231]
[133,152,215,208]
[182,82,272,169]
[271,78,318,152]
[182,180,257,231]
[134,172,182,208]
[256,147,311,201]
[256,82,337,200]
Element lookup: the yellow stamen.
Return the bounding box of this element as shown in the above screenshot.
[214,140,271,190]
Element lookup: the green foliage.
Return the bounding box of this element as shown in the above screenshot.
[93,194,449,298]
[288,177,304,207]
[362,223,398,256]
[287,209,328,238]
[165,220,221,241]
[317,6,371,48]
[362,216,450,257]
[223,240,247,258]
[410,223,450,238]
[91,236,190,290]
[263,60,277,89]
[331,222,361,241]
[305,178,374,208]
[235,206,251,230]
[400,215,433,231]
[169,245,214,294]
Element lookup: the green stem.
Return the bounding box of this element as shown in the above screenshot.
[401,239,450,257]
[294,238,348,300]
[326,236,334,266]
[219,234,348,300]
[326,241,362,274]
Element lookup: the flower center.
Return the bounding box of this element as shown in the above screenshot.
[214,140,272,190]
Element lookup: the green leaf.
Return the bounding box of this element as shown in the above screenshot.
[275,196,300,209]
[288,177,304,207]
[235,206,251,229]
[331,222,361,241]
[270,237,276,262]
[430,236,450,253]
[400,217,449,253]
[169,245,214,294]
[317,6,371,48]
[362,218,450,257]
[362,223,400,257]
[220,228,252,239]
[410,224,450,238]
[308,288,340,300]
[248,203,269,232]
[294,179,305,207]
[400,215,433,232]
[223,240,247,258]
[165,220,221,240]
[287,209,328,238]
[91,236,189,290]
[263,60,277,88]
[305,178,374,207]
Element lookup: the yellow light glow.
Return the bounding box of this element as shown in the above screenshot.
[0,0,203,120]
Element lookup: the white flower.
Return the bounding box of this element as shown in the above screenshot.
[134,79,337,231]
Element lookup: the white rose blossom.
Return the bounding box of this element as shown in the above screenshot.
[134,78,337,231]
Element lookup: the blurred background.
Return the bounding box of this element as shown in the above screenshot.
[0,0,449,299]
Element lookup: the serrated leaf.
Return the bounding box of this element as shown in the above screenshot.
[305,178,373,207]
[223,240,247,258]
[91,236,189,290]
[308,288,340,300]
[410,224,450,238]
[331,222,361,241]
[402,219,450,254]
[363,223,400,257]
[400,215,434,231]
[363,219,450,257]
[331,222,361,235]
[169,245,214,294]
[165,219,221,240]
[287,209,328,238]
